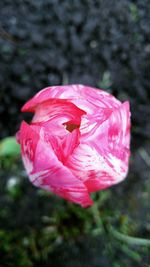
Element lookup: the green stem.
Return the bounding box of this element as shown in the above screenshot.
[90,202,104,235]
[109,225,150,247]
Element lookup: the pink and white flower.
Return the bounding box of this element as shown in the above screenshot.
[17,84,131,207]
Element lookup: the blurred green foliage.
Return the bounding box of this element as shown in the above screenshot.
[0,137,20,157]
[98,71,112,90]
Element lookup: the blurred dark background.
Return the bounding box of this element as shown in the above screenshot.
[0,0,150,267]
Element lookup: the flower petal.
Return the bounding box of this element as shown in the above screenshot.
[19,121,93,207]
[29,98,86,162]
[88,101,131,166]
[21,84,120,114]
[65,102,130,192]
[31,98,86,124]
[31,121,80,164]
[65,143,116,192]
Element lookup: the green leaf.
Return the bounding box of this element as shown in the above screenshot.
[0,137,20,157]
[98,71,112,89]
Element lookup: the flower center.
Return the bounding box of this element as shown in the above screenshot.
[63,122,79,132]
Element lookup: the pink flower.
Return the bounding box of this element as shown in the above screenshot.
[17,85,131,207]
